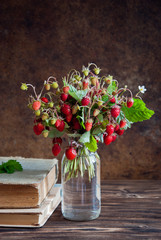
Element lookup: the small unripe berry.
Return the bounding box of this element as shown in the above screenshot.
[94,67,101,75]
[93,109,100,117]
[21,83,28,90]
[72,105,79,115]
[35,110,41,116]
[83,69,89,76]
[97,100,103,106]
[45,84,50,91]
[90,77,99,86]
[49,102,54,108]
[75,75,82,81]
[42,113,49,120]
[50,118,56,125]
[52,82,58,89]
[104,78,111,84]
[42,130,49,138]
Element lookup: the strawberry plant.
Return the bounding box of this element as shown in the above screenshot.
[21,63,154,181]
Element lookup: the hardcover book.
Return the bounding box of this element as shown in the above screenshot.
[0,157,58,208]
[0,184,61,227]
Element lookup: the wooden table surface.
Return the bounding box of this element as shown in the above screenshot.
[1,180,161,240]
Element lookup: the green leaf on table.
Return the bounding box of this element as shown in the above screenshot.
[107,81,117,95]
[79,131,90,143]
[48,128,65,138]
[121,98,155,123]
[85,135,98,152]
[0,160,23,174]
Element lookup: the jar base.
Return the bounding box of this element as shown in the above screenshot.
[62,208,101,221]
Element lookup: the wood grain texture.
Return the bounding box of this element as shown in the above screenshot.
[1,180,161,239]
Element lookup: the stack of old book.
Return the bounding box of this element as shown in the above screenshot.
[0,156,61,228]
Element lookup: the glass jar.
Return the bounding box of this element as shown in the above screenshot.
[61,149,101,221]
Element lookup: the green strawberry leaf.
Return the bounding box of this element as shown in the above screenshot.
[48,128,65,138]
[79,131,90,143]
[107,81,117,95]
[97,114,104,122]
[68,85,88,101]
[102,95,109,103]
[121,98,155,123]
[92,125,104,135]
[85,135,98,152]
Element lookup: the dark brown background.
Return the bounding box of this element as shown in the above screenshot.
[0,0,160,180]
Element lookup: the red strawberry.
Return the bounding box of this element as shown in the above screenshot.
[41,97,48,103]
[104,134,113,145]
[66,113,73,123]
[127,97,134,108]
[110,97,116,103]
[111,105,120,118]
[116,129,124,135]
[57,120,65,132]
[106,124,114,135]
[61,93,68,102]
[32,101,41,111]
[85,119,93,131]
[52,144,61,156]
[53,137,62,144]
[55,119,61,128]
[72,117,81,130]
[33,123,44,135]
[120,119,126,128]
[61,104,71,115]
[114,124,120,132]
[83,80,89,89]
[66,147,77,160]
[81,96,90,106]
[63,86,70,94]
[112,134,117,142]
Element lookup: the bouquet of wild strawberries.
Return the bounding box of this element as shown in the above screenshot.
[21,63,154,180]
